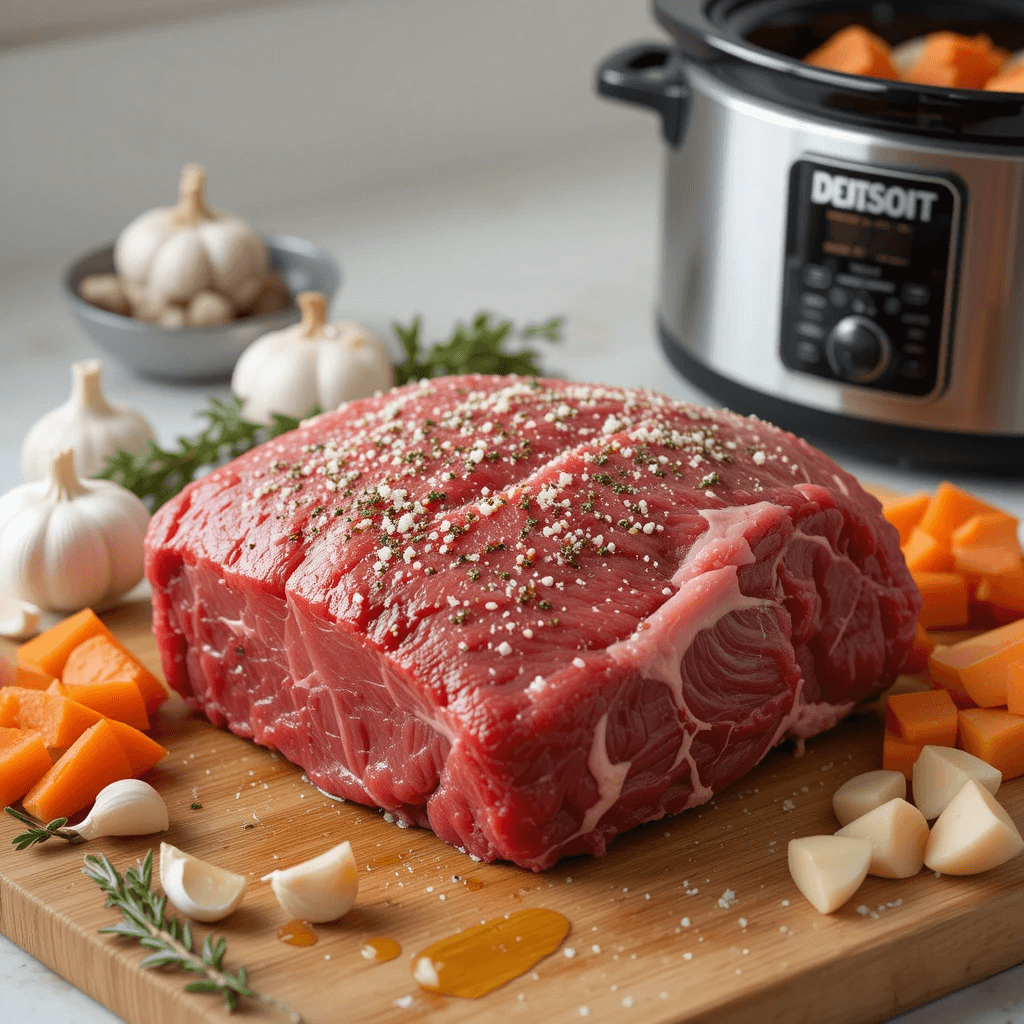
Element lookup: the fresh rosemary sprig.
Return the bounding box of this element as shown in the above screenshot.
[5,806,85,849]
[83,851,301,1023]
[95,311,561,509]
[95,397,305,509]
[392,312,563,385]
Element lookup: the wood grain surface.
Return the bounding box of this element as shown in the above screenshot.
[1,598,1022,1024]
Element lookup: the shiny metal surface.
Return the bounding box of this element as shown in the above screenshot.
[658,63,1024,435]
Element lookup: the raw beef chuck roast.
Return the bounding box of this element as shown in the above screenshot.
[146,376,920,870]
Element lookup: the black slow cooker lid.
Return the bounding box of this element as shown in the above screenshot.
[655,0,1024,143]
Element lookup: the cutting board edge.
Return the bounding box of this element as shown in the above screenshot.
[693,886,1024,1024]
[0,871,224,1024]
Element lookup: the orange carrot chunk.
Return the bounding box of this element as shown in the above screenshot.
[61,633,168,714]
[17,609,111,679]
[929,618,1024,708]
[917,482,1003,546]
[912,570,971,629]
[0,686,103,749]
[1006,662,1024,716]
[105,719,169,777]
[958,708,1024,780]
[902,32,1006,90]
[883,728,923,779]
[976,564,1024,619]
[985,64,1024,92]
[887,688,958,746]
[883,492,931,546]
[951,512,1022,578]
[0,728,53,809]
[22,719,132,822]
[804,25,899,80]
[14,664,57,690]
[903,527,953,573]
[49,679,149,732]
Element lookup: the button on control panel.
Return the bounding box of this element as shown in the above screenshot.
[779,158,964,399]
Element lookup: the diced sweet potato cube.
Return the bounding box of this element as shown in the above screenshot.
[22,719,132,822]
[929,619,1024,708]
[0,727,53,808]
[958,708,1024,780]
[49,679,149,732]
[975,564,1024,618]
[902,32,1005,90]
[1006,662,1024,716]
[903,527,953,573]
[17,608,111,678]
[105,719,168,777]
[804,25,899,80]
[984,64,1024,92]
[0,686,103,748]
[61,633,167,714]
[883,492,931,545]
[887,688,958,746]
[952,512,1022,578]
[918,482,1003,545]
[14,664,56,690]
[883,728,924,779]
[912,571,970,629]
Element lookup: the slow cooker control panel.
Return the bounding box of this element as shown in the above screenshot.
[779,158,964,399]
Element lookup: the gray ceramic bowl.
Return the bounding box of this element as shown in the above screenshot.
[62,235,341,381]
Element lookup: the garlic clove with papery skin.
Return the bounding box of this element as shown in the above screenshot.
[21,360,155,482]
[75,779,169,840]
[261,840,358,923]
[160,842,248,923]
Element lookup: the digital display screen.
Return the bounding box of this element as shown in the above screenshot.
[822,209,913,268]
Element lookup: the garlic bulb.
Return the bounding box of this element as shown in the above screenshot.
[0,449,150,612]
[21,360,155,481]
[231,292,394,425]
[115,164,267,311]
[160,842,247,922]
[75,779,169,840]
[261,840,358,922]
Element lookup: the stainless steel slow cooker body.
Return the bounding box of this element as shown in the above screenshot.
[599,0,1024,471]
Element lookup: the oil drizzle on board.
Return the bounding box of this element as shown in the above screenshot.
[411,908,570,998]
[361,937,402,962]
[278,920,318,947]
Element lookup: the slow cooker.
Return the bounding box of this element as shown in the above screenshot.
[598,0,1024,472]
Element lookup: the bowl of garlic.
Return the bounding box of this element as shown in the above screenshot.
[62,164,341,382]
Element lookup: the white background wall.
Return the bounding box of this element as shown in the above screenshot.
[1,0,667,271]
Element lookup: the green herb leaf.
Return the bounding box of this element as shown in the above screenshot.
[82,851,301,1022]
[5,806,84,848]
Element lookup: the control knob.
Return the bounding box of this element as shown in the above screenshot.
[825,316,891,384]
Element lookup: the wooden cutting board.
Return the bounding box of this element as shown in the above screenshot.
[1,598,1022,1024]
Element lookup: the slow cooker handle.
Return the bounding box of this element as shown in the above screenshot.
[596,42,690,147]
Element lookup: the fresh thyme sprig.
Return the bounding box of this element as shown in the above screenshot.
[5,806,85,849]
[393,312,563,385]
[95,397,306,509]
[82,851,301,1023]
[95,311,561,510]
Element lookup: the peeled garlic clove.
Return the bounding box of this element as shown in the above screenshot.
[832,769,906,827]
[75,779,169,840]
[261,840,357,923]
[835,798,929,879]
[788,835,871,914]
[0,594,40,641]
[160,842,247,922]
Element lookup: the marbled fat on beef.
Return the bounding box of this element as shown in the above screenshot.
[146,375,920,870]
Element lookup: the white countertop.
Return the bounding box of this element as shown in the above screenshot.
[2,1,1023,1020]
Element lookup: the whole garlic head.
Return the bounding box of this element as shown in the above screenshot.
[115,164,267,311]
[231,292,394,425]
[75,779,169,840]
[160,842,247,923]
[21,360,155,481]
[0,449,150,612]
[261,840,358,923]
